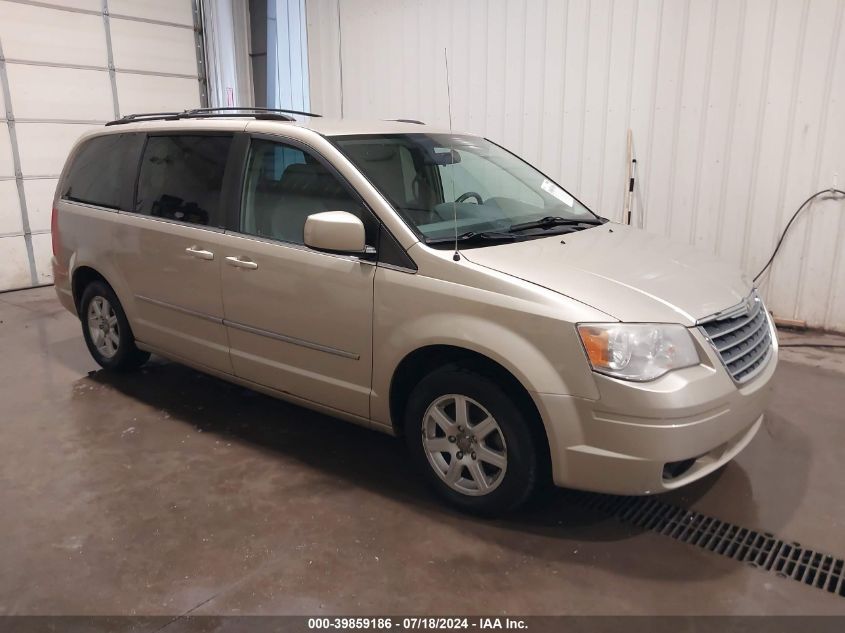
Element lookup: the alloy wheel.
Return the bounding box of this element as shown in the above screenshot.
[87,296,120,359]
[422,394,508,496]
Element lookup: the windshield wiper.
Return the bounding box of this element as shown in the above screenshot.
[426,231,516,245]
[508,216,604,233]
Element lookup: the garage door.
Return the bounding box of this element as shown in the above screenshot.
[0,0,205,291]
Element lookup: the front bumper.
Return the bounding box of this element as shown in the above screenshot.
[535,327,778,494]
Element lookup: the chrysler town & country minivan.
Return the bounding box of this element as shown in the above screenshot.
[52,108,777,514]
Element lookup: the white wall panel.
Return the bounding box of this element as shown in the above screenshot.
[22,178,58,233]
[110,18,198,76]
[267,0,310,110]
[109,0,195,26]
[203,0,253,107]
[30,231,54,285]
[764,0,842,322]
[0,181,22,234]
[32,0,101,11]
[115,72,201,113]
[0,1,107,67]
[5,65,113,121]
[809,2,845,328]
[0,235,31,289]
[305,0,342,115]
[14,123,98,176]
[0,125,13,177]
[308,0,845,331]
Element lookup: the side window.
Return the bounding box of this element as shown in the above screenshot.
[62,134,140,209]
[135,135,232,227]
[240,139,371,245]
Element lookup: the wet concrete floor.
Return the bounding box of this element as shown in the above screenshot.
[1,286,844,615]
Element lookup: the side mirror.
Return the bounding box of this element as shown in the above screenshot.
[304,211,370,255]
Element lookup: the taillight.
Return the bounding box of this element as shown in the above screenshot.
[51,205,60,256]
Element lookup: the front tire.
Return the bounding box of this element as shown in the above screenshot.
[404,367,540,515]
[80,281,149,371]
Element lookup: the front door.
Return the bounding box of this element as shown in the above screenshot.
[218,137,378,418]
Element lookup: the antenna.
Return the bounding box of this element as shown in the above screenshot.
[445,47,460,262]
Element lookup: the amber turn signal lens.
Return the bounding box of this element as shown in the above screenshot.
[578,326,609,368]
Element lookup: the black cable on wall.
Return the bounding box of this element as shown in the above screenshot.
[753,188,845,283]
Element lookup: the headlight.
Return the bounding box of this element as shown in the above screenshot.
[577,323,699,381]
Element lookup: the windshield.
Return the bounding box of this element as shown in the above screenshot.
[332,133,599,245]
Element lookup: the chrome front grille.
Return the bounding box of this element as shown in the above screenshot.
[698,292,774,384]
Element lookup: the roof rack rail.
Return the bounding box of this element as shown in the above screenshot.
[389,118,425,125]
[187,106,322,118]
[105,106,322,127]
[105,111,181,125]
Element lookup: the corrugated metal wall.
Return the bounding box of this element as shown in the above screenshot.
[203,0,254,108]
[267,0,311,110]
[307,0,845,331]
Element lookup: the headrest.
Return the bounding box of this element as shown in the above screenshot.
[279,162,346,198]
[350,144,398,162]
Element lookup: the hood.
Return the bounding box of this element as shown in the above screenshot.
[462,224,752,325]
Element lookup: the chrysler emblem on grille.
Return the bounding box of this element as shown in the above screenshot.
[715,291,758,322]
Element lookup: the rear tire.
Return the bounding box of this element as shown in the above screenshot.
[80,281,149,371]
[404,366,540,516]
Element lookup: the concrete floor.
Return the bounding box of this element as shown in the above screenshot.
[1,286,844,616]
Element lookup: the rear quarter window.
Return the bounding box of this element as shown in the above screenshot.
[61,133,142,209]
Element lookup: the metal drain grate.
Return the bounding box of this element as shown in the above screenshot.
[567,491,845,598]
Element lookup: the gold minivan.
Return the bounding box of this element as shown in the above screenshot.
[52,108,777,514]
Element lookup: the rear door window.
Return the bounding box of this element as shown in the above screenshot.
[61,134,142,209]
[135,135,233,227]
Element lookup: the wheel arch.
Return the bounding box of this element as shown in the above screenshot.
[388,344,552,481]
[71,265,113,314]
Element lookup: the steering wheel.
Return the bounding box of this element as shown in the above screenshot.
[456,191,484,204]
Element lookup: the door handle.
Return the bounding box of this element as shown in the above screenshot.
[225,255,258,270]
[185,246,214,260]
